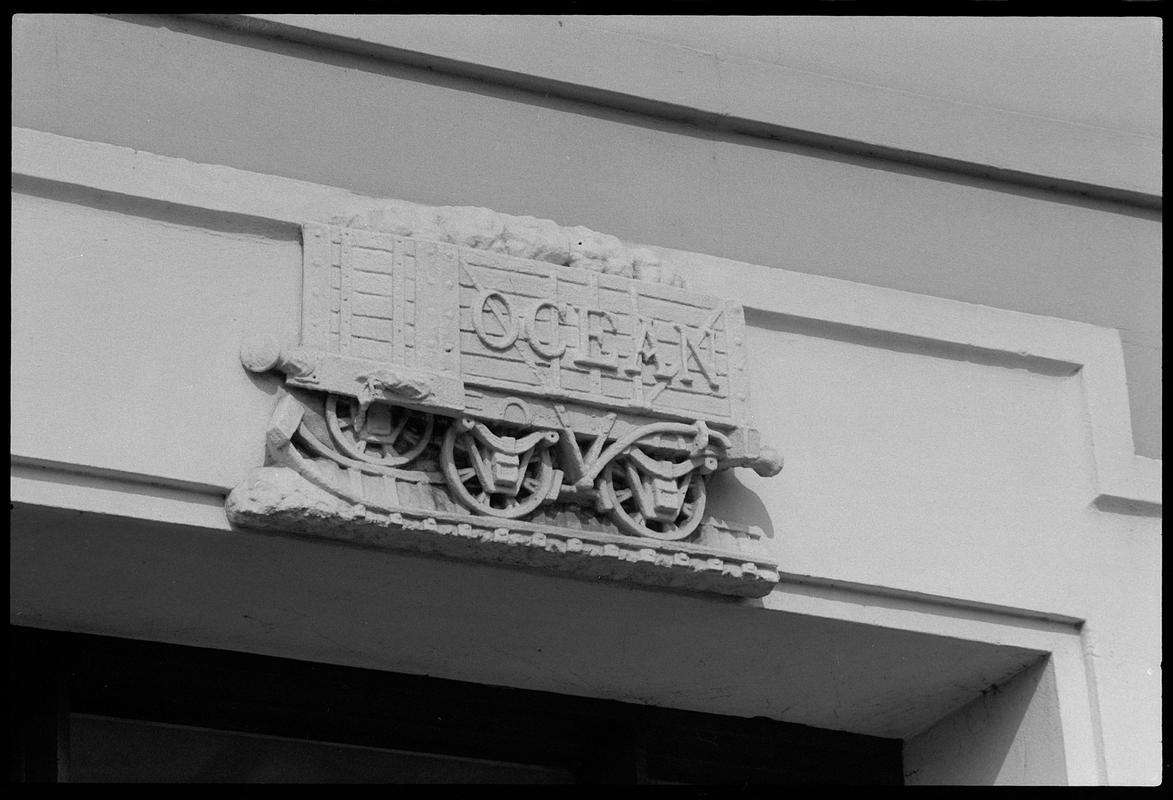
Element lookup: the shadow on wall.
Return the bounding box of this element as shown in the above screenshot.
[904,656,1069,785]
[706,469,776,543]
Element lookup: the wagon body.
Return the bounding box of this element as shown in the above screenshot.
[240,222,781,538]
[289,224,763,460]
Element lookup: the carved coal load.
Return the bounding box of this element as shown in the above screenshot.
[228,213,783,597]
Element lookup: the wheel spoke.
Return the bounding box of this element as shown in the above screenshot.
[596,453,707,541]
[385,413,410,446]
[517,448,534,475]
[467,441,490,476]
[443,424,553,520]
[625,461,643,494]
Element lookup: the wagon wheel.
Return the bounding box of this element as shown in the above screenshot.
[598,453,707,541]
[441,423,555,519]
[326,394,434,467]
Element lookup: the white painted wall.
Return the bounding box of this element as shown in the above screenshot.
[10,134,1162,783]
[577,16,1162,137]
[12,14,1161,459]
[9,14,1163,785]
[904,658,1067,785]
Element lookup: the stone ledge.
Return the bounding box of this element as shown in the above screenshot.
[226,467,780,598]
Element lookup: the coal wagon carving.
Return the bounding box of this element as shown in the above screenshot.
[229,213,783,597]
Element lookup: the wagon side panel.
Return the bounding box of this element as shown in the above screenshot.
[293,226,464,411]
[456,247,565,399]
[453,245,744,430]
[724,300,750,428]
[300,223,339,352]
[595,274,735,426]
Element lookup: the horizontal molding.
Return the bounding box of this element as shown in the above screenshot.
[10,126,1160,510]
[10,457,231,532]
[4,459,1087,634]
[7,466,1106,780]
[768,571,1085,631]
[186,14,1160,205]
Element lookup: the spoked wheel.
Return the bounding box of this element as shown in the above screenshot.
[598,452,707,540]
[326,394,434,467]
[441,422,556,519]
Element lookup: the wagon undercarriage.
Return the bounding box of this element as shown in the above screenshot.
[277,390,760,541]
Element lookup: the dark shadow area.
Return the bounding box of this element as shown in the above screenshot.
[11,625,903,784]
[705,469,776,543]
[1092,494,1163,518]
[746,307,1081,378]
[113,13,1160,219]
[245,368,284,398]
[12,502,1046,746]
[904,656,1066,785]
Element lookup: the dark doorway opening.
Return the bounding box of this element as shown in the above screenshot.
[11,625,902,784]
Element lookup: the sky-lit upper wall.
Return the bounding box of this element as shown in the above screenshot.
[577,16,1162,138]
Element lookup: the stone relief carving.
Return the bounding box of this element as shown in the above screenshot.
[227,206,783,597]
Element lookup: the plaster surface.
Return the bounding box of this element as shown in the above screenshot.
[9,14,1163,784]
[230,14,1162,197]
[12,179,1161,781]
[11,183,1150,612]
[904,658,1067,785]
[9,503,1045,742]
[575,16,1161,138]
[11,14,1161,456]
[10,191,300,491]
[10,136,1162,779]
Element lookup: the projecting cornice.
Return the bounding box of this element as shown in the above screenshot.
[188,13,1161,207]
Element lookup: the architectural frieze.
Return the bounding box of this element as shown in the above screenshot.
[228,209,783,597]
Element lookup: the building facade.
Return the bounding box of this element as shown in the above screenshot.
[10,15,1162,784]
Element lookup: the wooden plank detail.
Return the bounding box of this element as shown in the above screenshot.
[338,229,355,355]
[300,228,749,427]
[300,223,336,350]
[404,250,417,368]
[724,301,750,426]
[393,238,407,365]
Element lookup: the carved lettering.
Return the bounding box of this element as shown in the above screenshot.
[473,290,519,350]
[572,307,618,370]
[524,300,567,359]
[674,323,719,390]
[623,317,671,379]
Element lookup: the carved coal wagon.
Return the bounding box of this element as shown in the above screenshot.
[241,222,781,545]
